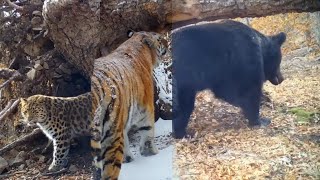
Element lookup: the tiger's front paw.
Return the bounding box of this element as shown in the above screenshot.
[123,155,134,163]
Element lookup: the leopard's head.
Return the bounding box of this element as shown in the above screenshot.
[20,96,48,126]
[127,30,168,67]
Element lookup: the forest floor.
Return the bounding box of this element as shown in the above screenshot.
[0,53,319,180]
[174,56,320,179]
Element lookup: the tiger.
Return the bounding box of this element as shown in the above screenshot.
[90,30,168,180]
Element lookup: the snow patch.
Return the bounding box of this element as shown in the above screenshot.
[119,119,173,180]
[153,62,172,105]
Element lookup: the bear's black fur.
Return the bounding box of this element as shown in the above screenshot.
[172,20,286,139]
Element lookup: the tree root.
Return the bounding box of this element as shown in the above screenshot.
[41,168,68,176]
[0,128,43,156]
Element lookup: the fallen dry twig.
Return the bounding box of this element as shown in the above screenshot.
[0,128,43,156]
[0,170,26,179]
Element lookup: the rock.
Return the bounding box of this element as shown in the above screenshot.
[53,58,62,64]
[32,27,43,31]
[69,164,78,172]
[18,164,25,171]
[63,75,72,82]
[26,34,32,41]
[14,36,21,43]
[1,148,17,161]
[23,43,41,56]
[55,68,64,75]
[31,17,42,26]
[46,59,55,67]
[35,60,41,65]
[43,62,49,69]
[30,0,42,5]
[37,155,46,163]
[58,64,72,75]
[9,149,18,155]
[35,65,44,71]
[32,10,42,16]
[25,159,33,166]
[34,64,43,71]
[56,78,65,84]
[27,68,36,80]
[0,156,9,174]
[53,72,63,79]
[11,151,27,167]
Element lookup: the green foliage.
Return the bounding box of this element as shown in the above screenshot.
[288,107,319,124]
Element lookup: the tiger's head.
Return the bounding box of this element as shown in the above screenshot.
[127,30,167,67]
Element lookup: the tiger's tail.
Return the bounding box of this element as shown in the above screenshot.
[91,78,125,180]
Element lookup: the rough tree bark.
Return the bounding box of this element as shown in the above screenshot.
[42,0,320,78]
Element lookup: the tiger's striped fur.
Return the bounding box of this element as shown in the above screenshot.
[90,31,167,180]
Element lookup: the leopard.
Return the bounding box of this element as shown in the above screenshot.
[20,92,91,172]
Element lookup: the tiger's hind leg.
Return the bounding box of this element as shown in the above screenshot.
[91,103,125,180]
[123,131,134,163]
[92,132,124,180]
[137,110,158,157]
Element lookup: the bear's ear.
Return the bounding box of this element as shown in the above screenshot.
[272,32,286,46]
[127,30,135,38]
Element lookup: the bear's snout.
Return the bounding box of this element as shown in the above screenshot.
[270,72,284,85]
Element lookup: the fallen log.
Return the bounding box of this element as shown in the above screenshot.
[0,128,42,156]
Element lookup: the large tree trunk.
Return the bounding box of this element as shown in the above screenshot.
[43,0,320,77]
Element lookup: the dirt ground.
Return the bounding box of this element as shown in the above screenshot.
[0,135,94,179]
[174,56,320,179]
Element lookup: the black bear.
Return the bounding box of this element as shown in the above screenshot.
[172,20,286,139]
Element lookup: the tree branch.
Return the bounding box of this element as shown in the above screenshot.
[0,99,20,122]
[0,78,15,90]
[0,68,25,79]
[0,68,22,79]
[5,0,23,11]
[0,99,14,117]
[0,68,25,90]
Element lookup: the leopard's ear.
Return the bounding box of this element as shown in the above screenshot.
[20,98,28,105]
[127,30,135,38]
